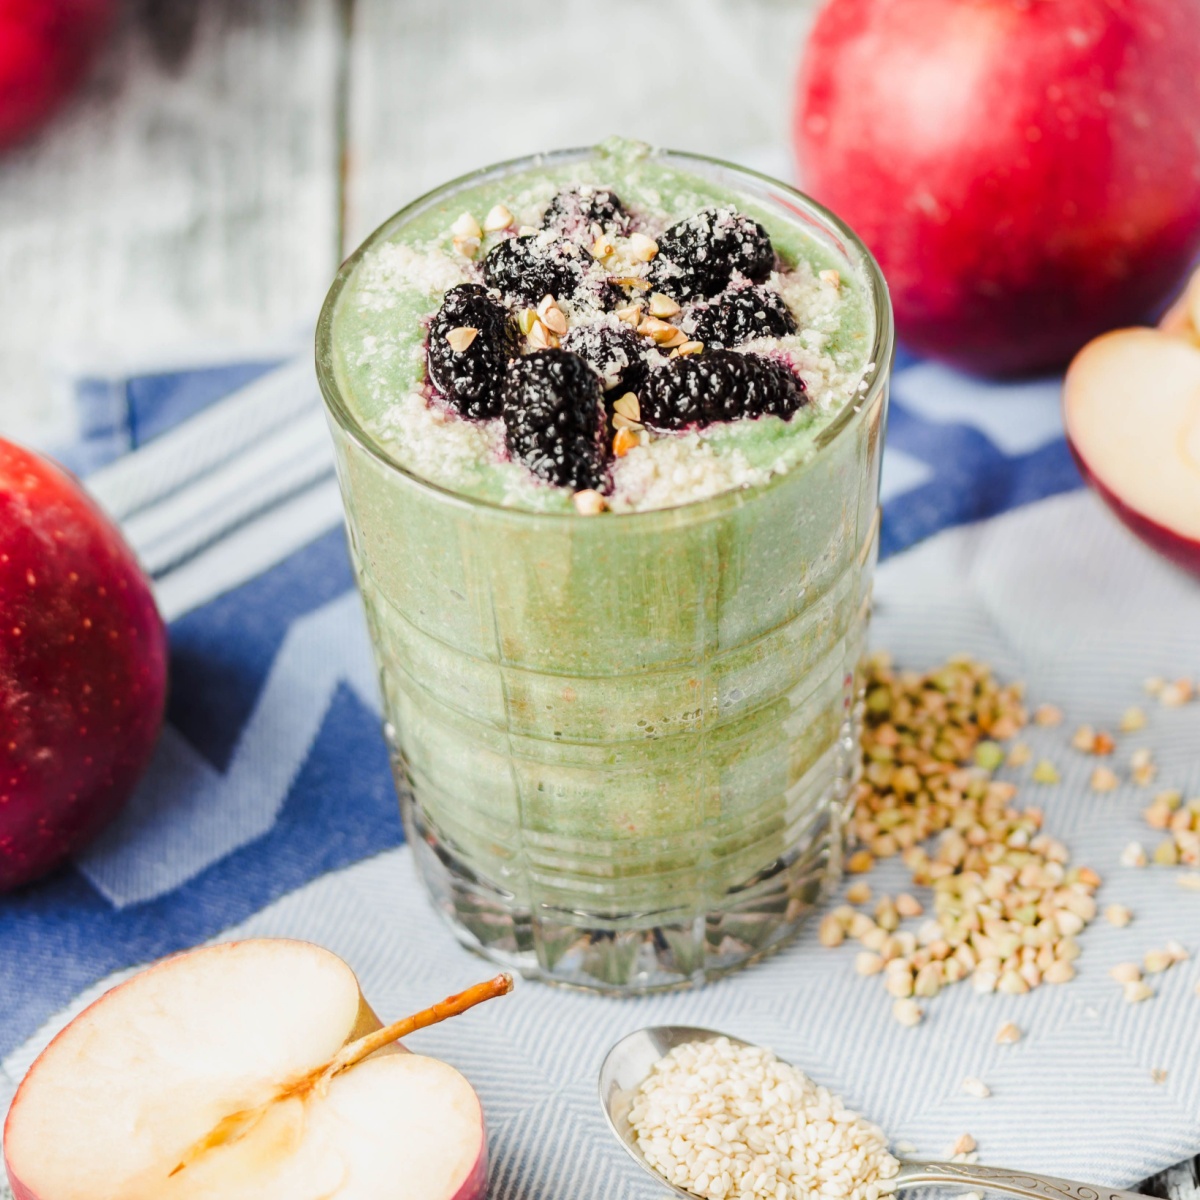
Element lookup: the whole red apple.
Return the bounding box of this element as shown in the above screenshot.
[794,0,1200,376]
[0,0,116,149]
[0,439,167,891]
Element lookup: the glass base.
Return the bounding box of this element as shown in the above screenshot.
[399,781,847,995]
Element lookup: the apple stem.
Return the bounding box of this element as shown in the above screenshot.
[320,972,514,1083]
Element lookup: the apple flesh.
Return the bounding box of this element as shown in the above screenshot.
[0,438,167,890]
[1064,328,1200,577]
[0,0,115,148]
[794,0,1200,376]
[3,939,492,1200]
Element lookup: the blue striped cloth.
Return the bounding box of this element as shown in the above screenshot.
[5,345,1199,1194]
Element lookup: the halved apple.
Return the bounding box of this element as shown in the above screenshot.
[1064,327,1200,577]
[3,939,504,1200]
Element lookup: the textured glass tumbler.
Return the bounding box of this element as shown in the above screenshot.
[317,148,894,993]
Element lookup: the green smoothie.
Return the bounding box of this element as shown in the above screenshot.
[316,141,893,992]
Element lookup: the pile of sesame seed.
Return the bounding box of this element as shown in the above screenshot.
[629,1037,899,1200]
[819,654,1104,1022]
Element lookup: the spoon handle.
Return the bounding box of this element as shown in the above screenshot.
[895,1160,1146,1200]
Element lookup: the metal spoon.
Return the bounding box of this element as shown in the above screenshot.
[599,1026,1144,1200]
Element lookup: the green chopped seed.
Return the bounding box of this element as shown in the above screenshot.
[1032,760,1060,784]
[975,741,1005,772]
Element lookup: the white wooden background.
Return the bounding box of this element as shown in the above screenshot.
[0,2,1195,1193]
[0,0,817,447]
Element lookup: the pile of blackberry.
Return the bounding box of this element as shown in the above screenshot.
[425,190,809,493]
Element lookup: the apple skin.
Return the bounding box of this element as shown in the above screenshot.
[1066,437,1200,580]
[0,0,116,149]
[794,0,1200,376]
[0,439,167,891]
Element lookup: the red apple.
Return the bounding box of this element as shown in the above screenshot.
[794,0,1200,376]
[4,940,504,1199]
[1064,327,1200,577]
[0,0,116,149]
[0,439,167,890]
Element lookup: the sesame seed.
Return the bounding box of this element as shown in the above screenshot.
[628,1038,899,1200]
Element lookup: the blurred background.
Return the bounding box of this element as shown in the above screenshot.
[0,0,820,447]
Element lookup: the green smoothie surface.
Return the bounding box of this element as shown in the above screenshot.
[329,138,875,513]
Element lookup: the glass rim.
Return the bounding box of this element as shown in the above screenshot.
[315,143,895,523]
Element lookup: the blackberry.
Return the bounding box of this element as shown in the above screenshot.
[483,234,582,306]
[648,207,776,300]
[562,323,649,395]
[426,284,517,418]
[541,186,627,236]
[640,350,806,430]
[687,285,796,349]
[503,349,608,491]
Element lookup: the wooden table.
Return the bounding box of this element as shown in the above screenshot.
[0,0,816,447]
[0,4,1196,1195]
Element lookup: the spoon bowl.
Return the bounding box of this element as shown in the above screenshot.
[599,1024,1146,1200]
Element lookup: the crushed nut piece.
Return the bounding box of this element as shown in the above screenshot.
[636,316,679,344]
[1160,679,1194,707]
[1090,766,1119,792]
[572,490,606,515]
[590,234,616,259]
[1151,1068,1168,1084]
[615,302,643,326]
[818,913,846,947]
[995,1022,1022,1045]
[846,881,872,905]
[648,292,681,318]
[962,1077,991,1099]
[445,326,479,353]
[1110,962,1142,984]
[1104,904,1133,927]
[612,428,639,458]
[892,998,923,1027]
[669,340,704,358]
[517,307,538,336]
[450,212,482,240]
[482,204,514,233]
[452,235,481,259]
[948,1134,977,1158]
[819,268,842,288]
[1034,704,1064,727]
[527,320,559,350]
[895,892,924,918]
[612,393,641,422]
[627,232,659,261]
[537,294,568,335]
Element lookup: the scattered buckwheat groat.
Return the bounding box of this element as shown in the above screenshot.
[828,656,1100,1001]
[629,1037,900,1200]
